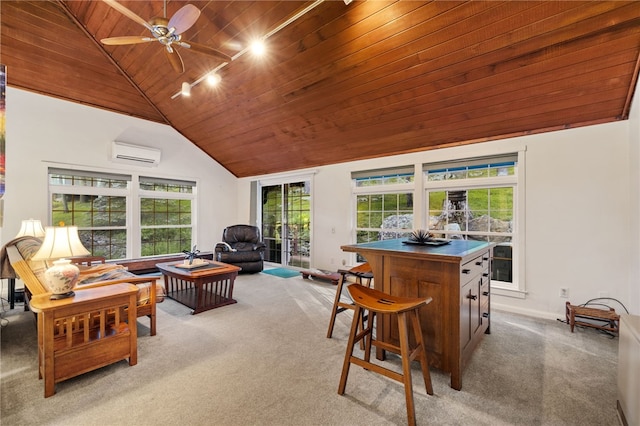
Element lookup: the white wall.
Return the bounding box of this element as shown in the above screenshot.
[4,87,638,320]
[1,87,238,252]
[239,114,639,319]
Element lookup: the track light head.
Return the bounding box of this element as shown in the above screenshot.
[181,82,191,96]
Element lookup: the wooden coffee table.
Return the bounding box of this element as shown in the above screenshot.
[156,260,241,314]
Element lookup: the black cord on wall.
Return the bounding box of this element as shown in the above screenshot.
[579,297,629,314]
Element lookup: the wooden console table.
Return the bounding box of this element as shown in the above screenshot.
[29,284,138,397]
[341,239,494,390]
[157,260,241,314]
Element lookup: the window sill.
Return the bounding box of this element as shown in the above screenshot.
[490,285,527,299]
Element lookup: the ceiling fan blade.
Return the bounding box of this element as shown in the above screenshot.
[168,4,201,35]
[101,36,155,45]
[165,48,185,74]
[102,0,153,32]
[178,41,232,61]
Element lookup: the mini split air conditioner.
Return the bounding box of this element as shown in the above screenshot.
[111,141,161,167]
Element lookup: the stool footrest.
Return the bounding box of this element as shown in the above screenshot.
[350,356,403,383]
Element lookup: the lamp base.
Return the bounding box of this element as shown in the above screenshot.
[50,291,75,300]
[43,258,80,300]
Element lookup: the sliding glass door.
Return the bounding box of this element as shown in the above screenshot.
[261,181,310,268]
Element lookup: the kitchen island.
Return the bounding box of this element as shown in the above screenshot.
[341,238,494,390]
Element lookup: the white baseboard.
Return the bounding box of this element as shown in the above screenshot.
[492,302,561,321]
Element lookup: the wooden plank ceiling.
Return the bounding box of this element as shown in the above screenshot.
[2,1,640,177]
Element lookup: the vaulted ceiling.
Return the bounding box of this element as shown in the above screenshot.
[2,1,640,177]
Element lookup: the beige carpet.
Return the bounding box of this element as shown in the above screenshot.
[0,272,620,425]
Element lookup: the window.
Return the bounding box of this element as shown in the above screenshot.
[48,168,196,260]
[424,154,523,293]
[139,177,195,257]
[49,169,130,259]
[352,166,415,245]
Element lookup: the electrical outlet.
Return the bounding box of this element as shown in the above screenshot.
[559,287,569,298]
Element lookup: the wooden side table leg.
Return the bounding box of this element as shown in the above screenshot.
[41,311,56,397]
[37,310,44,380]
[128,293,138,366]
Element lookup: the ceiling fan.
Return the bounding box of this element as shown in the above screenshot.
[100,0,232,74]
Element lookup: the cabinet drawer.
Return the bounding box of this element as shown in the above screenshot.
[460,251,490,284]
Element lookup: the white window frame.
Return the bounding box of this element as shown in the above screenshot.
[137,176,198,258]
[352,166,417,263]
[47,166,198,260]
[423,152,526,297]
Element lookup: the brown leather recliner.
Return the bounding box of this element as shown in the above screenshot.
[214,225,266,273]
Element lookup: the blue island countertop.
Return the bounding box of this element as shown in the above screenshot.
[341,238,494,262]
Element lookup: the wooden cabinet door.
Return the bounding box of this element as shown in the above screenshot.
[461,273,482,352]
[460,279,473,351]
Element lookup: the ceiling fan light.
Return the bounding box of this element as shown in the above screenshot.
[207,73,222,86]
[181,82,191,97]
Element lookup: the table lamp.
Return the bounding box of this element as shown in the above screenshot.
[14,219,46,238]
[32,226,90,299]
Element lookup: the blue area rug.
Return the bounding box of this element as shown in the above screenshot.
[262,268,300,278]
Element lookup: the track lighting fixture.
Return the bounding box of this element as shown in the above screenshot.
[181,82,191,97]
[172,0,325,99]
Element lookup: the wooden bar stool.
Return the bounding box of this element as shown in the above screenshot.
[338,285,433,426]
[326,262,373,339]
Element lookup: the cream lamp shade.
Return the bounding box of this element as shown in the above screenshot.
[32,226,91,299]
[14,219,46,238]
